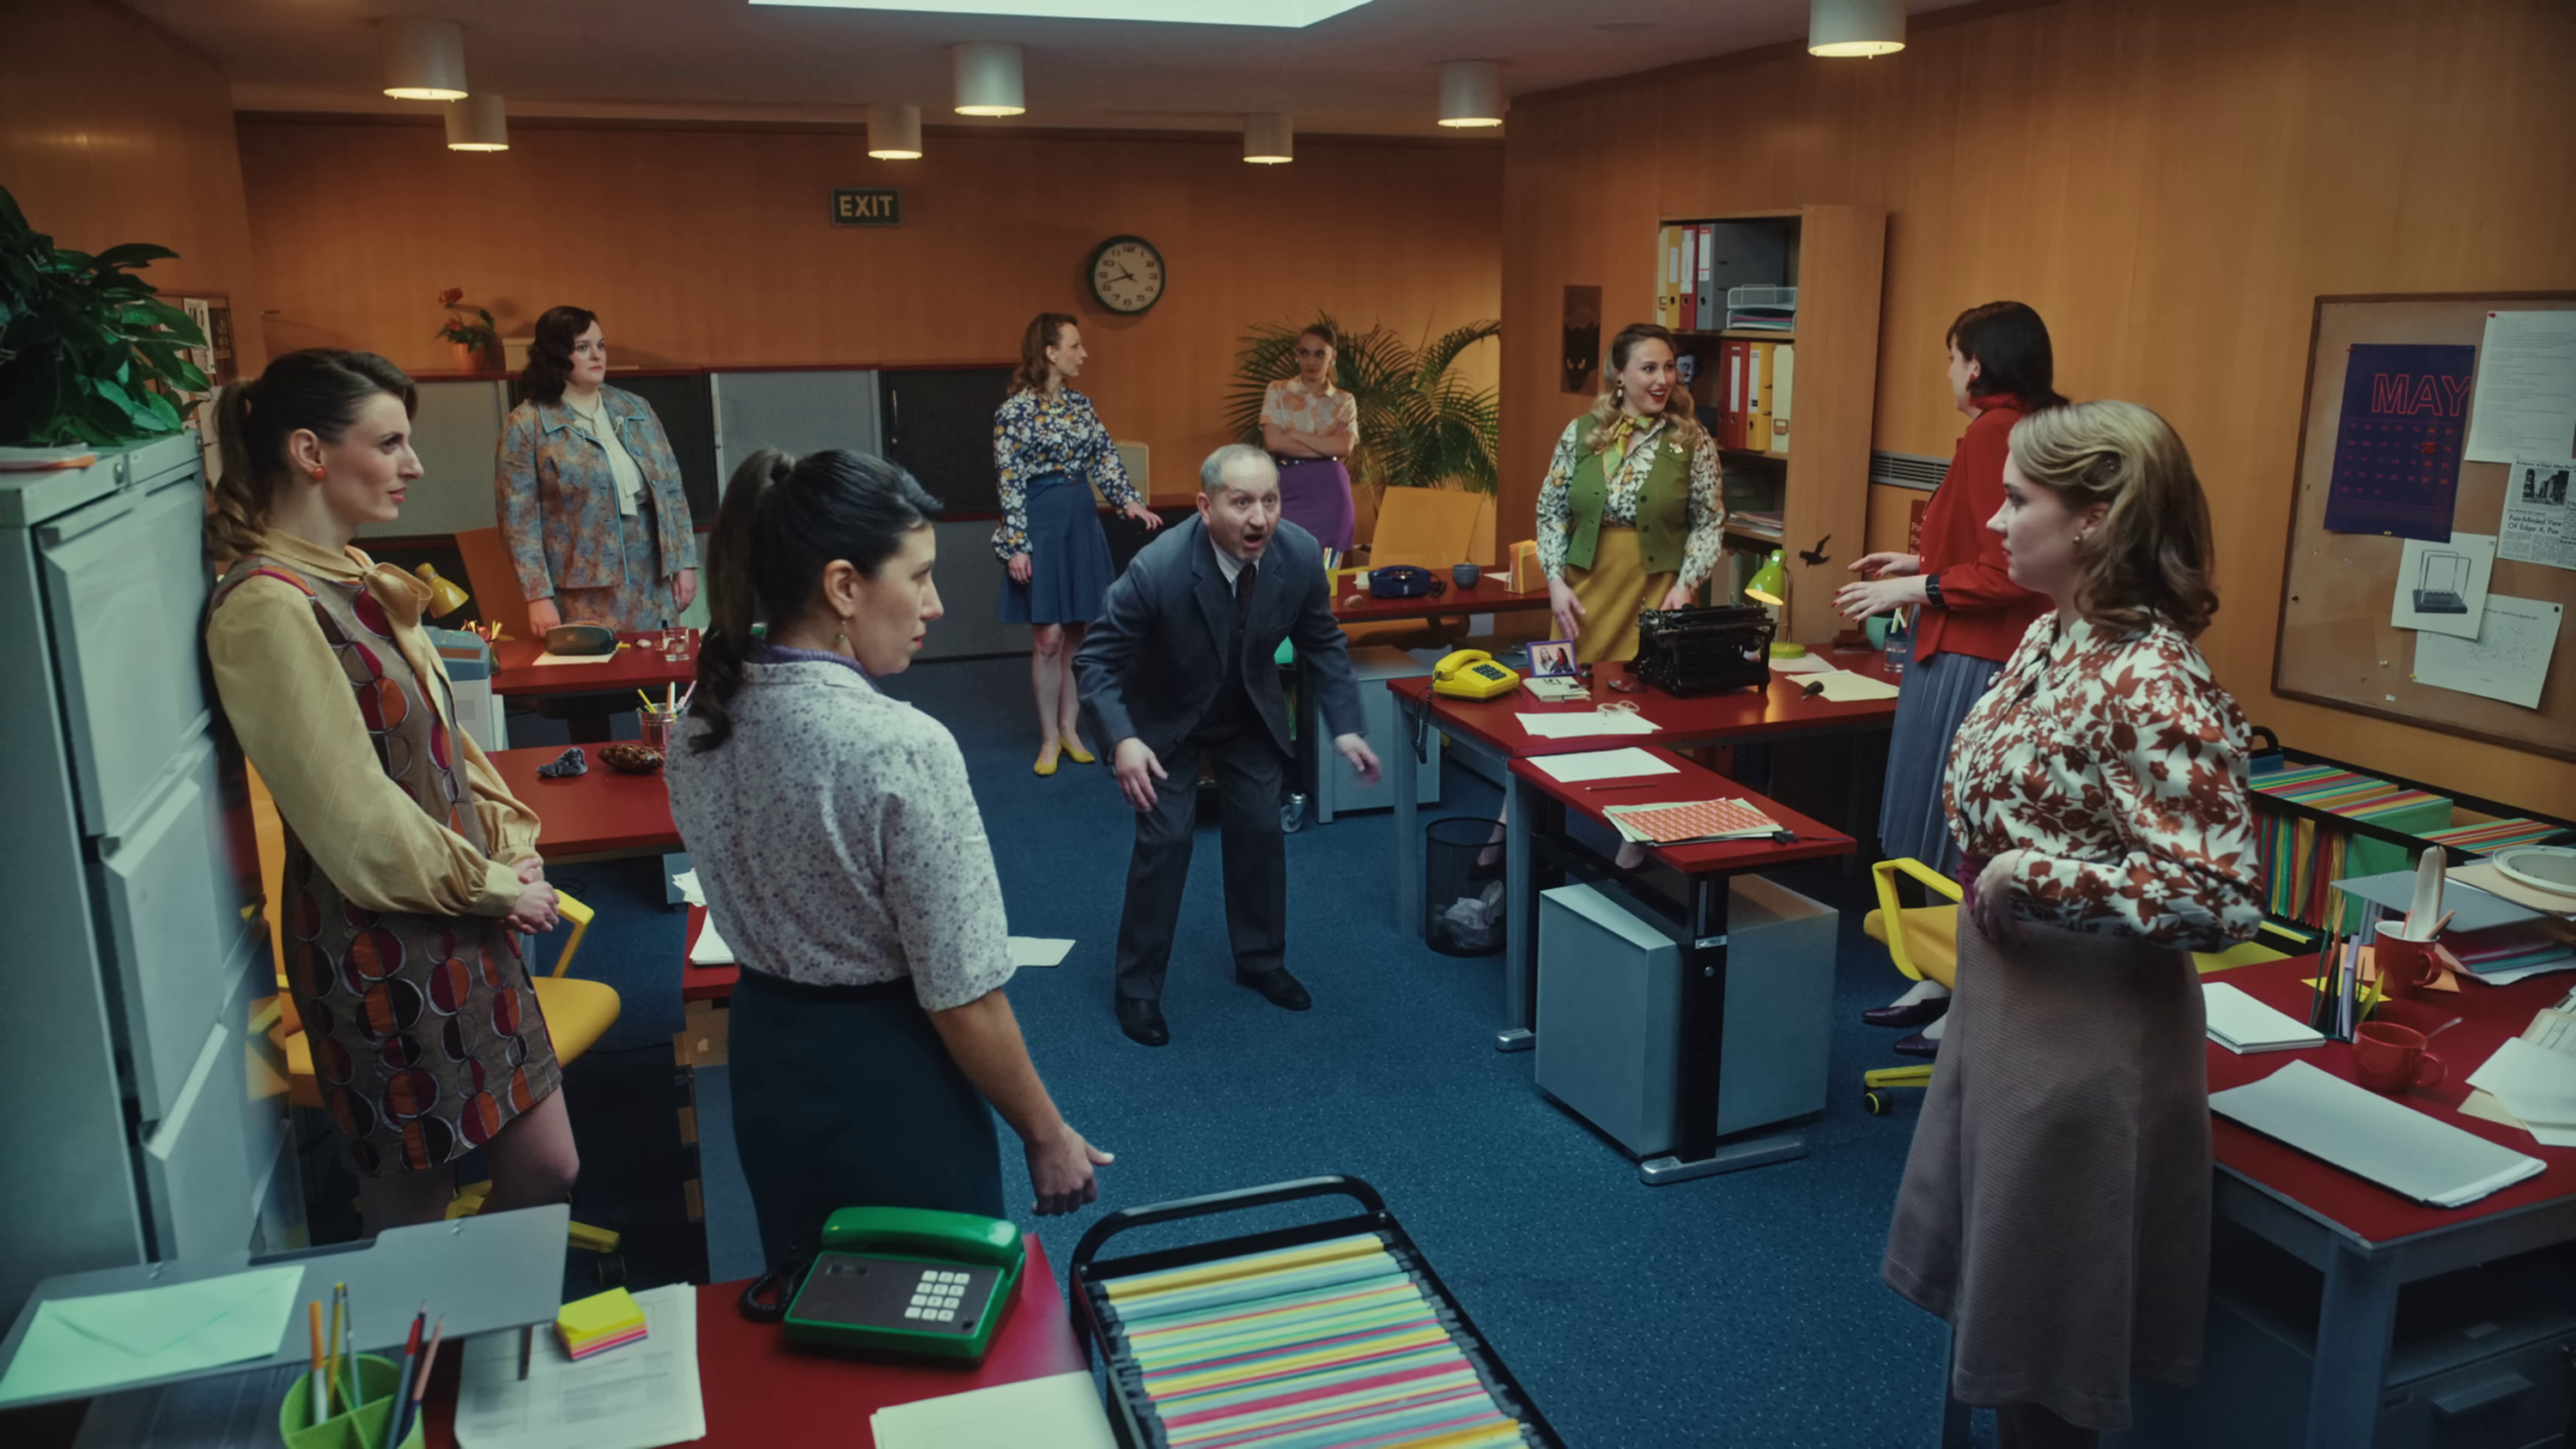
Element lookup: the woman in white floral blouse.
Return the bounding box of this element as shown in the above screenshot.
[1880,401,2263,1447]
[993,313,1163,775]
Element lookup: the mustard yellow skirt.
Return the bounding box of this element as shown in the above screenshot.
[1567,525,1674,664]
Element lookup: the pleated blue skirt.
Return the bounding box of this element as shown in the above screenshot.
[1876,647,2006,873]
[998,472,1116,625]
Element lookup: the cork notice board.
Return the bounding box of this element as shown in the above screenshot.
[2274,293,2576,763]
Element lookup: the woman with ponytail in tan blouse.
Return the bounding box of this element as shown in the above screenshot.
[204,349,578,1231]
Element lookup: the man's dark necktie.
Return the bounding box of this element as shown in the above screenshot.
[1234,558,1259,621]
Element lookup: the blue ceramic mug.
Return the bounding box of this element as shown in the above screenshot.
[1452,562,1481,588]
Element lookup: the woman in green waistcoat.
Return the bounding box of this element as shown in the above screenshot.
[1536,322,1724,663]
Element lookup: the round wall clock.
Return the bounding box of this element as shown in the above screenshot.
[1087,235,1165,315]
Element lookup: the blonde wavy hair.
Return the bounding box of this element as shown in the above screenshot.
[2007,399,2219,639]
[1583,323,1706,455]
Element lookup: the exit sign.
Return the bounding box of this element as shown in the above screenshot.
[830,189,902,227]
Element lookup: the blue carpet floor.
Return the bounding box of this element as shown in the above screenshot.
[526,656,1978,1446]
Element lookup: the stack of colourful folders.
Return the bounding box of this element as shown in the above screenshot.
[2250,765,2453,930]
[1098,1233,1534,1448]
[556,1288,648,1361]
[2422,817,2568,855]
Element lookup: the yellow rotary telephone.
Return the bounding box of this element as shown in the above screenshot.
[1431,649,1522,700]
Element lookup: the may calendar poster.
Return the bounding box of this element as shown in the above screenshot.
[2322,343,2478,539]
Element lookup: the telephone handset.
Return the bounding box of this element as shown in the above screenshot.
[738,1206,1025,1363]
[1431,648,1522,700]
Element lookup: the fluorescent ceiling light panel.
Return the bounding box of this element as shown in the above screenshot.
[750,1,1372,27]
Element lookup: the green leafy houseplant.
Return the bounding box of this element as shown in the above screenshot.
[1224,314,1501,496]
[435,287,501,363]
[0,185,209,449]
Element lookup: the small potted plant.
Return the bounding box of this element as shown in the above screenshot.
[435,287,501,372]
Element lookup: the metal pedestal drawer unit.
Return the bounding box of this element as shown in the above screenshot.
[1533,875,1836,1158]
[0,435,283,1313]
[1307,645,1440,823]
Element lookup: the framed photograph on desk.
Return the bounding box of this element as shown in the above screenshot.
[1528,639,1578,679]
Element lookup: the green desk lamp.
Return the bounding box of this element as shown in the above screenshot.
[1744,549,1807,658]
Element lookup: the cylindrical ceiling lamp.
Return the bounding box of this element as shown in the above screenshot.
[445,93,508,151]
[1807,0,1906,57]
[868,102,922,159]
[952,42,1025,116]
[1243,112,1293,165]
[1437,60,1504,128]
[380,15,469,100]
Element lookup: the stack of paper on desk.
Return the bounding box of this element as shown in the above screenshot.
[1801,670,1901,702]
[1601,797,1782,846]
[1515,709,1661,739]
[459,1282,702,1449]
[2209,1060,2546,1207]
[2202,982,2328,1053]
[2466,1031,2576,1148]
[1531,748,1677,784]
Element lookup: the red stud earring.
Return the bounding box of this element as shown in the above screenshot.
[309,466,325,480]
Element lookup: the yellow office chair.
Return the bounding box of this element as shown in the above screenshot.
[1856,857,2310,1116]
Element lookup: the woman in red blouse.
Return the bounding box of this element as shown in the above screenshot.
[1836,301,2065,1046]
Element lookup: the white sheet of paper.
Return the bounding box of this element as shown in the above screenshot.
[2459,1087,2576,1149]
[2412,594,2561,708]
[455,1282,704,1449]
[2500,460,2576,571]
[530,652,618,667]
[669,870,703,907]
[1007,937,1075,968]
[1532,748,1679,784]
[2208,1059,2545,1207]
[688,916,735,966]
[1768,652,1836,675]
[2465,310,2576,463]
[2468,1035,2576,1128]
[1809,670,1902,702]
[1514,710,1662,739]
[871,1369,1118,1449]
[2389,531,2495,639]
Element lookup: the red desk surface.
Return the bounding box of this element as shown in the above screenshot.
[1332,577,1554,625]
[682,905,738,1003]
[489,746,681,857]
[423,1240,1086,1448]
[1508,745,1857,874]
[490,631,698,698]
[1394,651,1901,759]
[2208,955,2575,1246]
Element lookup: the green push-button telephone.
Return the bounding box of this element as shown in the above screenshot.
[761,1207,1024,1364]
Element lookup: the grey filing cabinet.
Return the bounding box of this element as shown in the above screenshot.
[1308,646,1442,823]
[0,435,283,1319]
[1533,876,1836,1157]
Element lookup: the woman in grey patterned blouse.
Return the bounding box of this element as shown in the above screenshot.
[668,446,1112,1264]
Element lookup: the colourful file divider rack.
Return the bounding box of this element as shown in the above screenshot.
[1072,1176,1560,1449]
[2420,817,2567,855]
[2250,765,2454,931]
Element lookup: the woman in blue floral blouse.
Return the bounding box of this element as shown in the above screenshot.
[993,312,1162,776]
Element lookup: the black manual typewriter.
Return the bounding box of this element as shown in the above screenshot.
[1633,603,1775,697]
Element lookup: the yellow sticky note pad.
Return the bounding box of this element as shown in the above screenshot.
[556,1288,647,1351]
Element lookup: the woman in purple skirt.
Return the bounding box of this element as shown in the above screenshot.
[1261,324,1358,555]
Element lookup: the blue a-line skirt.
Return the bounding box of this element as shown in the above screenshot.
[999,472,1116,625]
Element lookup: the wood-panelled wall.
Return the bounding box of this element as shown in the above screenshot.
[1502,0,2576,815]
[0,0,266,370]
[237,120,1502,503]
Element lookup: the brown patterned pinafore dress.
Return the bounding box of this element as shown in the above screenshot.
[216,556,562,1178]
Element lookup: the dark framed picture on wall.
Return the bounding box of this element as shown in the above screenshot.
[1562,285,1601,394]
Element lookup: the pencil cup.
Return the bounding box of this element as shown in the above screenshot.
[639,713,669,754]
[276,1353,423,1449]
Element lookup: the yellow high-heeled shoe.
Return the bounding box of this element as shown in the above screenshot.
[1034,741,1060,777]
[1059,735,1096,765]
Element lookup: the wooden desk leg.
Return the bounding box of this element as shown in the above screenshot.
[1639,872,1807,1185]
[1498,770,1536,1053]
[2305,1246,2398,1448]
[1393,696,1421,937]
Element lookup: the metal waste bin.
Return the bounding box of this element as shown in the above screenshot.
[1424,816,1505,955]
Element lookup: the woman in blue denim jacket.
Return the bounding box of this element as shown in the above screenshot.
[496,306,699,634]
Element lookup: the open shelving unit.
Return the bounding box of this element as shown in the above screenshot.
[1656,206,1884,642]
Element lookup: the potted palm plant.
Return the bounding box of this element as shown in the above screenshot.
[1224,314,1501,504]
[0,185,210,451]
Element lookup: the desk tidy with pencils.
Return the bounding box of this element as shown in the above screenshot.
[278,1292,438,1449]
[277,1355,423,1449]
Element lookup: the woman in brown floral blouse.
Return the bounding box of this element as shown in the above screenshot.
[1880,401,2263,1447]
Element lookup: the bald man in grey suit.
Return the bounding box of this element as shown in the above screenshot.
[1074,445,1379,1046]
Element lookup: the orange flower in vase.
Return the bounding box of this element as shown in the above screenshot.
[434,288,502,372]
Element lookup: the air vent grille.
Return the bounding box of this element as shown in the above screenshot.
[1869,450,1948,491]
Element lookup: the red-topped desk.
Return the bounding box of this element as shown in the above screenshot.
[488,746,682,859]
[2190,955,2576,1447]
[1389,652,1899,1050]
[490,630,698,698]
[1328,574,1555,626]
[1508,746,1854,1183]
[422,1240,1087,1447]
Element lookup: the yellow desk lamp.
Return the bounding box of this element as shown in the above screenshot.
[413,563,472,619]
[1744,549,1807,658]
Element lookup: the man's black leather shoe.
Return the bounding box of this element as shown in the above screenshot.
[1237,968,1312,1011]
[1116,997,1170,1046]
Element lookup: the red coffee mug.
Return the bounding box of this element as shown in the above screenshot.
[2352,1021,2445,1094]
[2370,931,2445,1002]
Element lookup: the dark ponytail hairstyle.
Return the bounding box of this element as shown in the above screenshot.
[207,348,415,561]
[1010,312,1077,395]
[519,305,598,404]
[1946,301,2069,412]
[690,447,944,753]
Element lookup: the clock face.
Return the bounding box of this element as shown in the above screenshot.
[1088,236,1165,315]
